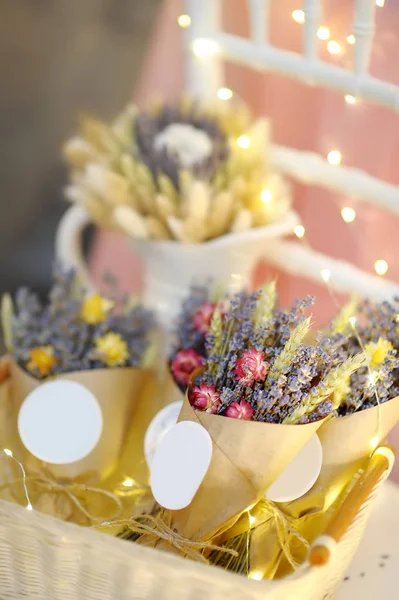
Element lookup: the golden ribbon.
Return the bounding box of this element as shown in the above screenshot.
[96,513,239,564]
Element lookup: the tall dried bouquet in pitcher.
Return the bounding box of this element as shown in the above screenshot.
[63,98,291,243]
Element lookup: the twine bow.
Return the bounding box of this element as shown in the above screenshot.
[259,499,309,570]
[96,513,239,564]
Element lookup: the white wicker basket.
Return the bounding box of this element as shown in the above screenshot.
[0,444,393,600]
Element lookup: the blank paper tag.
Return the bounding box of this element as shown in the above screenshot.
[18,380,103,465]
[266,434,323,503]
[144,400,183,469]
[150,421,212,510]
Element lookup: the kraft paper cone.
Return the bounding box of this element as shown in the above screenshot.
[168,395,324,542]
[254,395,399,580]
[283,394,399,518]
[10,360,149,481]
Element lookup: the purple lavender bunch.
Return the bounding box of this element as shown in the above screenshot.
[188,288,363,424]
[323,297,399,415]
[5,264,155,379]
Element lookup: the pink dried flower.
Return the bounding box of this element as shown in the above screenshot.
[233,348,269,384]
[224,400,254,421]
[190,383,221,414]
[170,349,203,387]
[193,302,217,335]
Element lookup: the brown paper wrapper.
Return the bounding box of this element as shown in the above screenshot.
[253,395,399,579]
[10,359,149,481]
[166,395,325,542]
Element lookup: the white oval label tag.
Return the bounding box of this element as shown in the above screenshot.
[150,420,212,510]
[144,401,183,469]
[266,433,323,503]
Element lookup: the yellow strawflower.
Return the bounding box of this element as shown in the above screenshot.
[81,293,114,325]
[27,346,58,377]
[365,338,394,370]
[95,332,129,367]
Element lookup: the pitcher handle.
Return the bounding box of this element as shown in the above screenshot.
[55,204,95,290]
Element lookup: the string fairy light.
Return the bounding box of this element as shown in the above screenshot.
[320,269,331,283]
[346,34,356,45]
[341,207,356,223]
[376,0,385,7]
[217,87,233,101]
[327,40,342,55]
[293,224,305,238]
[292,9,305,24]
[260,189,273,203]
[345,94,357,105]
[317,26,330,41]
[327,150,342,165]
[177,14,191,28]
[236,135,251,149]
[2,448,33,511]
[374,259,388,276]
[293,226,384,452]
[122,478,134,488]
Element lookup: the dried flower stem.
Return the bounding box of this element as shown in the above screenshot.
[283,353,367,424]
[266,317,311,386]
[253,281,277,330]
[331,296,358,335]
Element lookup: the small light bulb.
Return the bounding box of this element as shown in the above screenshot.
[217,87,233,101]
[260,189,273,203]
[292,9,305,24]
[191,39,219,58]
[376,0,385,6]
[349,316,357,327]
[374,259,388,276]
[345,94,357,105]
[236,135,250,149]
[321,269,331,283]
[317,26,330,40]
[26,503,33,511]
[249,571,264,581]
[3,448,12,457]
[370,435,379,450]
[177,14,191,28]
[122,478,134,488]
[368,372,376,386]
[327,150,342,165]
[341,207,356,223]
[327,40,341,55]
[294,224,305,238]
[249,515,256,526]
[346,34,356,45]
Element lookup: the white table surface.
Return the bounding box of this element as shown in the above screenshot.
[335,480,399,599]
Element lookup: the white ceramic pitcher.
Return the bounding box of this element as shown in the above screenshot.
[55,204,298,334]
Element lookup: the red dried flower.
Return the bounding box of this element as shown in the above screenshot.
[193,302,217,335]
[224,400,254,420]
[190,383,221,414]
[233,348,269,384]
[170,349,203,387]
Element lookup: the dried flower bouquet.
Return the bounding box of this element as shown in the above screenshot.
[1,266,155,480]
[144,286,366,549]
[63,99,291,243]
